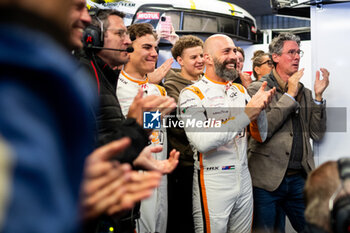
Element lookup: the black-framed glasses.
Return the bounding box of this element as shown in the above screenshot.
[260,60,273,67]
[283,49,304,58]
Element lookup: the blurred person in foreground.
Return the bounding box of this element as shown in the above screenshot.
[303,161,337,233]
[0,0,96,232]
[0,1,162,233]
[303,158,350,233]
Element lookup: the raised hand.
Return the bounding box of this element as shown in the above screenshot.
[106,170,162,215]
[148,58,174,84]
[287,68,304,97]
[81,138,132,219]
[239,72,252,88]
[133,145,179,174]
[314,68,330,101]
[80,138,163,219]
[127,89,176,126]
[245,81,276,121]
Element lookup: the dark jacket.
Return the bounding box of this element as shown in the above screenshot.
[164,69,196,166]
[77,52,145,233]
[78,53,149,164]
[247,70,326,191]
[0,8,96,233]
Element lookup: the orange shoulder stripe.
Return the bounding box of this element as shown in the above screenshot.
[185,86,204,100]
[232,83,245,93]
[155,85,167,96]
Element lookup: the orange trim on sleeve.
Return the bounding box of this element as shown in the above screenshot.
[155,85,167,96]
[121,70,149,84]
[249,120,263,142]
[232,83,245,93]
[199,153,211,233]
[221,116,236,125]
[185,86,204,100]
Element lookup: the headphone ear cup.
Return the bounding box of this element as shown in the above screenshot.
[331,195,350,233]
[83,25,103,49]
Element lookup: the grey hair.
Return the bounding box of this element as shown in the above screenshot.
[269,32,300,55]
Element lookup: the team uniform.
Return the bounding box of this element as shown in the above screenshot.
[117,69,168,233]
[178,75,267,233]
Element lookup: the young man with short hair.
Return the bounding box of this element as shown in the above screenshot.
[164,35,204,233]
[117,23,174,233]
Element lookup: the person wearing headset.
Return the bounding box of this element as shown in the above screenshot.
[79,9,176,160]
[74,7,179,233]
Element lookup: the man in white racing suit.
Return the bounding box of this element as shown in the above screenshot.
[116,23,176,233]
[178,34,275,233]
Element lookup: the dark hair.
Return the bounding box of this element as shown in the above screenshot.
[90,9,125,37]
[251,50,271,79]
[171,35,203,60]
[236,47,245,61]
[127,23,157,41]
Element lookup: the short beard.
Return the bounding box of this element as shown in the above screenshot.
[214,58,239,81]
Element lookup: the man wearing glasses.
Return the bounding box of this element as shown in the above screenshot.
[78,9,178,233]
[247,32,330,233]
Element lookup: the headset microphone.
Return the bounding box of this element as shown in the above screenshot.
[82,11,134,53]
[86,46,134,53]
[124,47,134,53]
[82,23,134,53]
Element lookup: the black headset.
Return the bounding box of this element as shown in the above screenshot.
[83,9,104,49]
[82,9,134,53]
[330,158,350,233]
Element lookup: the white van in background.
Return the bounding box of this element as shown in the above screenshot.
[86,0,259,68]
[86,0,258,45]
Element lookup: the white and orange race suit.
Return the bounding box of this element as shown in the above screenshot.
[178,75,267,233]
[117,69,168,233]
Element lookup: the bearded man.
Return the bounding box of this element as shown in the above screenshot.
[178,34,275,233]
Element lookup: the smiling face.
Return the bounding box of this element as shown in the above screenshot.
[273,40,301,79]
[126,33,158,78]
[69,0,91,49]
[15,0,72,37]
[208,36,239,81]
[177,46,204,80]
[98,14,131,67]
